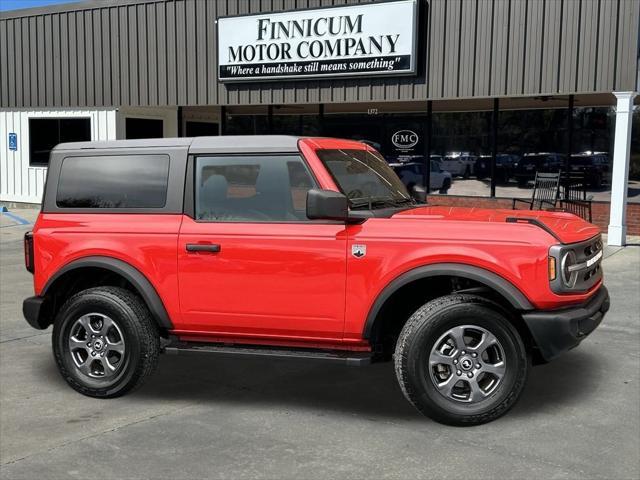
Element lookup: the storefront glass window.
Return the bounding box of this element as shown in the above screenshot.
[323,111,432,196]
[431,111,492,197]
[225,106,321,136]
[224,106,269,135]
[222,99,629,207]
[494,107,568,199]
[271,114,321,136]
[570,106,615,202]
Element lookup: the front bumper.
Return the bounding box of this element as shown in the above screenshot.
[23,296,49,330]
[522,286,610,362]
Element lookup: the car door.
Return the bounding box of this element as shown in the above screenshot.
[177,153,348,341]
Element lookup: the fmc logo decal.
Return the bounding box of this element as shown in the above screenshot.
[391,130,419,150]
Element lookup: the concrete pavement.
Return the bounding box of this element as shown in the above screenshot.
[0,209,639,479]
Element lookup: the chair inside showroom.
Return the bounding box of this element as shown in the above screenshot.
[512,172,562,211]
[559,172,593,222]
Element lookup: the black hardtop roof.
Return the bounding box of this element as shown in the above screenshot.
[53,135,302,154]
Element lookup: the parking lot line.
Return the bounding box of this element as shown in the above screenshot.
[1,211,31,226]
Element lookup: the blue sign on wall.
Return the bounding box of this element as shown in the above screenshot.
[8,133,17,151]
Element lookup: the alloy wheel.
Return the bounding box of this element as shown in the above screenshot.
[67,313,126,379]
[428,325,506,403]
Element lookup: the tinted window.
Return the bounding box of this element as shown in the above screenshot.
[196,156,316,222]
[185,121,219,136]
[29,118,91,166]
[57,155,170,208]
[125,118,164,139]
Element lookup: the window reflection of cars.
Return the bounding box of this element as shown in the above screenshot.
[440,152,477,178]
[513,153,565,187]
[570,152,610,188]
[389,160,452,194]
[475,154,519,183]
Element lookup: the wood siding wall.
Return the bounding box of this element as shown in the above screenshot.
[0,0,638,108]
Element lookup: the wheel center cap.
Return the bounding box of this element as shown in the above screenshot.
[93,339,104,351]
[459,357,473,371]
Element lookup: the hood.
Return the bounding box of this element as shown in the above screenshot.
[393,206,600,244]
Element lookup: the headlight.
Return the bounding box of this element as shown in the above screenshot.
[560,250,578,288]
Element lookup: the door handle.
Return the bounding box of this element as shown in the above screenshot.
[186,243,221,253]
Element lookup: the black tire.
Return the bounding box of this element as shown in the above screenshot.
[394,294,529,426]
[463,166,470,179]
[439,179,451,194]
[52,286,160,398]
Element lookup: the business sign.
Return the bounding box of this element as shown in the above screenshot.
[217,0,418,82]
[8,133,17,151]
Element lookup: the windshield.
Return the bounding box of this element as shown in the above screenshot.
[316,149,412,209]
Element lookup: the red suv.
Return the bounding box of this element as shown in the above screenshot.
[22,136,609,425]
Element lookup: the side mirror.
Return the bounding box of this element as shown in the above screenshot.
[411,184,427,203]
[306,189,349,221]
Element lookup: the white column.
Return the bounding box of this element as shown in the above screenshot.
[607,92,637,247]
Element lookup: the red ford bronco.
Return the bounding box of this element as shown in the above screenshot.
[23,136,609,425]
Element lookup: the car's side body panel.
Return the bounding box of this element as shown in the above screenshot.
[176,217,348,340]
[341,217,601,341]
[33,213,184,326]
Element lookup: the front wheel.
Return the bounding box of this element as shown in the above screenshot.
[52,286,160,398]
[394,294,529,426]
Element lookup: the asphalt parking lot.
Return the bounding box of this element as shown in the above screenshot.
[1,208,639,479]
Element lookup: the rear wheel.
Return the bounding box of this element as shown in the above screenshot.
[52,286,160,398]
[394,294,529,425]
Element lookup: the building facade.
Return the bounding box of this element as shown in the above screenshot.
[1,0,639,242]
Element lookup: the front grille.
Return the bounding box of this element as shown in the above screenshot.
[549,235,603,294]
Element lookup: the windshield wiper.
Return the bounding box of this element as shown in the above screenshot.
[350,197,415,210]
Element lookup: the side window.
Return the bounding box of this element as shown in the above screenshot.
[196,155,317,222]
[57,155,170,208]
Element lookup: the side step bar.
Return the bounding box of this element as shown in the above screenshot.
[164,342,373,367]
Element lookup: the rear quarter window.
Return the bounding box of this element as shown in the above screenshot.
[56,155,170,208]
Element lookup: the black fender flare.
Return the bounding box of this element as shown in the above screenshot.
[43,256,173,330]
[362,263,534,339]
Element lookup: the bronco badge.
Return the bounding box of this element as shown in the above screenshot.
[352,244,367,258]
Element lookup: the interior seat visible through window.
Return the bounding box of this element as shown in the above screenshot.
[195,155,317,222]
